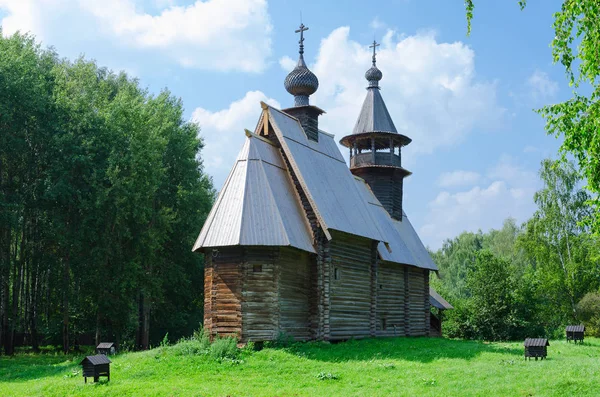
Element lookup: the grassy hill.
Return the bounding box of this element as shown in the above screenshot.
[1,337,599,396]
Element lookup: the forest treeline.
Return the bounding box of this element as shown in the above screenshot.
[0,32,215,355]
[431,159,600,341]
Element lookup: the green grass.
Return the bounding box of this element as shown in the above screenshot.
[2,337,600,396]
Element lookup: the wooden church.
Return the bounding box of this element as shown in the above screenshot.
[193,25,444,342]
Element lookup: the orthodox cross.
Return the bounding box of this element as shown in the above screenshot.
[296,23,309,55]
[370,40,380,65]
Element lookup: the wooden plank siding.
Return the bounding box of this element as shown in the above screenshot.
[279,248,312,340]
[352,168,404,220]
[242,247,278,341]
[316,232,331,340]
[203,245,431,341]
[376,262,406,336]
[407,267,429,336]
[329,231,373,340]
[204,248,244,339]
[204,246,314,342]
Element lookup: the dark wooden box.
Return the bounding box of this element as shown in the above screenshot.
[80,355,111,383]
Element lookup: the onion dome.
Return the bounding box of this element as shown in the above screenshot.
[284,23,319,107]
[285,55,319,106]
[366,40,383,88]
[365,65,383,88]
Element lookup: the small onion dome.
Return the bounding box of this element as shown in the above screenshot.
[365,65,382,88]
[284,55,319,106]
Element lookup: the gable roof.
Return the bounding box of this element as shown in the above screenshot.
[80,355,111,365]
[266,105,386,243]
[192,132,315,253]
[566,325,585,332]
[524,338,549,347]
[96,342,114,349]
[193,103,438,272]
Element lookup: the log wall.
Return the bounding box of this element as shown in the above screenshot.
[352,168,404,220]
[203,246,431,341]
[279,247,312,340]
[329,231,373,340]
[376,262,406,336]
[406,267,429,336]
[242,247,278,341]
[203,248,243,338]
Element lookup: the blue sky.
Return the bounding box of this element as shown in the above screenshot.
[0,0,568,249]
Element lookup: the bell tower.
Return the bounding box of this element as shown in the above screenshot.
[339,41,411,220]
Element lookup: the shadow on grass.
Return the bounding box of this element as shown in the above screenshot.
[0,353,84,382]
[278,337,524,364]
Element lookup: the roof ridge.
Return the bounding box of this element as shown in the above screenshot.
[267,107,332,241]
[245,129,277,147]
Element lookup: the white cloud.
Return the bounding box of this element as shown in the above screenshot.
[0,0,41,37]
[192,91,280,189]
[279,56,296,72]
[0,0,272,72]
[437,170,481,188]
[420,155,539,249]
[527,69,558,102]
[488,154,537,186]
[370,17,386,30]
[288,27,504,162]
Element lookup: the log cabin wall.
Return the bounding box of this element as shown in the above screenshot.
[424,269,430,337]
[328,231,374,340]
[241,247,279,342]
[278,247,312,340]
[204,246,315,343]
[204,254,213,335]
[370,240,378,337]
[406,266,429,336]
[315,231,331,340]
[352,168,404,220]
[376,262,406,336]
[203,247,244,339]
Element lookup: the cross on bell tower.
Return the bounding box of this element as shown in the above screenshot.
[296,23,309,55]
[369,40,380,66]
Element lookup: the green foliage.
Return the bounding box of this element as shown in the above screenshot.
[160,333,170,348]
[192,325,211,346]
[0,32,214,354]
[434,159,599,341]
[171,337,211,356]
[316,372,339,381]
[209,337,239,360]
[442,250,531,341]
[577,292,600,336]
[464,1,526,35]
[519,159,597,322]
[466,251,522,340]
[3,338,600,396]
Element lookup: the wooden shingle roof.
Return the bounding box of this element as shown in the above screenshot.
[80,355,111,365]
[566,325,585,332]
[429,288,453,310]
[524,338,549,347]
[192,103,439,272]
